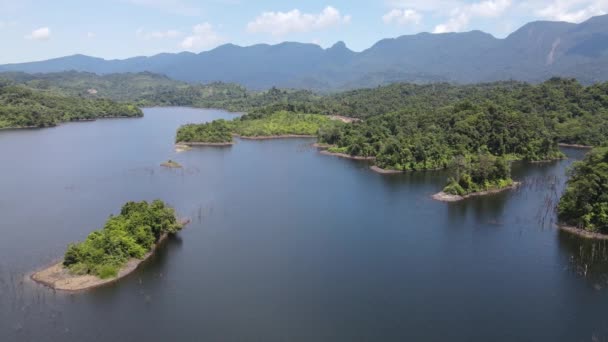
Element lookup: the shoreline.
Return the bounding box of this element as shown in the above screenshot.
[432,182,521,202]
[313,143,376,161]
[177,141,234,147]
[370,165,404,174]
[0,116,140,132]
[318,150,376,161]
[31,219,190,292]
[558,225,608,240]
[235,134,316,140]
[161,161,182,168]
[558,143,594,149]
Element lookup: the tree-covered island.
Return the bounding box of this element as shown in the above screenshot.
[32,200,187,291]
[433,154,519,202]
[175,110,343,144]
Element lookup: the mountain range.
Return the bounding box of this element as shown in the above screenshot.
[2,15,608,90]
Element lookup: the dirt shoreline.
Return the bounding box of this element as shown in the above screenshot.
[318,150,376,161]
[31,219,190,292]
[558,143,594,149]
[370,166,403,174]
[235,134,316,140]
[312,143,376,161]
[0,116,140,131]
[177,141,234,147]
[432,182,521,202]
[161,160,182,168]
[559,225,608,240]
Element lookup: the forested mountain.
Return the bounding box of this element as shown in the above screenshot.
[1,15,608,89]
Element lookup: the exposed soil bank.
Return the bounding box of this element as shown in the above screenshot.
[370,166,404,174]
[432,182,521,202]
[558,143,594,149]
[559,225,608,240]
[174,144,192,152]
[161,160,182,168]
[177,141,234,147]
[235,134,316,140]
[0,117,140,131]
[31,219,190,292]
[311,143,332,150]
[319,150,376,161]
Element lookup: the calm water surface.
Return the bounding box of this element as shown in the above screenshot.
[1,107,607,341]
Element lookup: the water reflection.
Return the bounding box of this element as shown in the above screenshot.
[559,230,608,290]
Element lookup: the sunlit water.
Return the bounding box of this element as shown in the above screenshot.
[0,107,607,341]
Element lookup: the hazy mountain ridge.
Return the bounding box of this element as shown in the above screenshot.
[1,15,608,89]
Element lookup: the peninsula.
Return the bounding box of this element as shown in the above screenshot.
[32,200,188,291]
[558,147,608,239]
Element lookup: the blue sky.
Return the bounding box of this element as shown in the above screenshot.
[1,0,606,63]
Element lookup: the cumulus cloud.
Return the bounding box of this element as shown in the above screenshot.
[25,27,51,41]
[180,23,224,50]
[136,28,182,40]
[536,0,607,22]
[382,8,422,26]
[246,6,351,36]
[433,0,512,33]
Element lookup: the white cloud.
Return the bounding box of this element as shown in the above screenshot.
[382,8,422,26]
[434,12,470,33]
[536,0,607,22]
[127,0,201,16]
[433,0,512,33]
[246,6,351,36]
[87,32,96,39]
[136,28,182,40]
[25,27,51,41]
[180,23,224,51]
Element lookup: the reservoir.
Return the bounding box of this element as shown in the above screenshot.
[0,107,607,341]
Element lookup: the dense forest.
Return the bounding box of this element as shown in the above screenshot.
[63,200,183,278]
[442,154,513,196]
[0,71,321,112]
[0,81,142,128]
[176,111,341,144]
[315,78,608,171]
[558,147,608,234]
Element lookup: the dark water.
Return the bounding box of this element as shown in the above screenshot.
[1,107,607,342]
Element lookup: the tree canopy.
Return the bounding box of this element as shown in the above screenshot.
[558,147,608,234]
[0,82,142,129]
[63,200,182,279]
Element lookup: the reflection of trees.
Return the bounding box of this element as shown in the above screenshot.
[558,230,608,286]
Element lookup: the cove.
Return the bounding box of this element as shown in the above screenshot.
[1,107,608,342]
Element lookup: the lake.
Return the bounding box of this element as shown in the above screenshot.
[1,107,607,341]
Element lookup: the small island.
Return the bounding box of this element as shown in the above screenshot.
[32,200,188,291]
[175,111,343,145]
[433,154,519,202]
[558,147,608,238]
[161,159,182,168]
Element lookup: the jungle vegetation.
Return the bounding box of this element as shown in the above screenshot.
[176,111,342,143]
[558,147,608,234]
[442,154,513,196]
[63,200,182,279]
[0,82,141,129]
